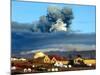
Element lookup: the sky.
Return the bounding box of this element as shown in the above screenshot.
[12,1,96,33]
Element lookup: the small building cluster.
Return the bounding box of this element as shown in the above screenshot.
[33,51,69,65]
[11,51,96,74]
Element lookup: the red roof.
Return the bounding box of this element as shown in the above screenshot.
[48,55,67,61]
[14,61,32,68]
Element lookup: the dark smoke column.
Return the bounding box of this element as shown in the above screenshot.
[46,5,74,32]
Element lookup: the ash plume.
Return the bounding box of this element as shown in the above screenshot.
[38,5,74,32]
[12,5,74,33]
[49,19,67,32]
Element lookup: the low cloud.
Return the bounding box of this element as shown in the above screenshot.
[20,44,95,55]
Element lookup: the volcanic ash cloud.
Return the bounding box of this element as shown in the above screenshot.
[50,19,68,32]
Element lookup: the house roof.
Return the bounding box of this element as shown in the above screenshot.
[48,55,67,61]
[14,61,32,68]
